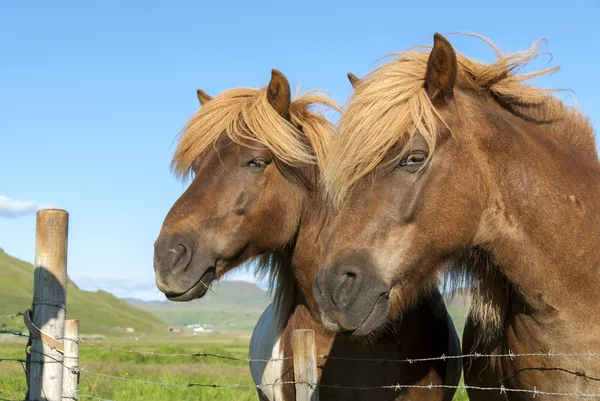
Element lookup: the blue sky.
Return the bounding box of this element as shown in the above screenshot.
[1,1,598,300]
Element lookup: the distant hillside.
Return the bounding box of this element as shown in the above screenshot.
[126,282,471,335]
[0,251,167,336]
[126,281,272,333]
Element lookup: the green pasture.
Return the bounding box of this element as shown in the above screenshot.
[0,334,469,401]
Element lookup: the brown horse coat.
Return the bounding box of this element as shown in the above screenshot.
[315,33,600,400]
[154,69,462,400]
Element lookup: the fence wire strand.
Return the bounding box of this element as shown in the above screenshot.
[77,367,600,398]
[0,357,30,364]
[80,341,600,363]
[320,351,600,363]
[81,341,293,362]
[0,312,24,319]
[0,330,29,339]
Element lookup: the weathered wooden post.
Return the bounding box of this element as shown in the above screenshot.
[292,329,319,401]
[28,209,69,401]
[62,319,79,400]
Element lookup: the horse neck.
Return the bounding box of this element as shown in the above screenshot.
[475,109,600,317]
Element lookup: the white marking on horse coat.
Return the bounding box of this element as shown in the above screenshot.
[249,302,285,400]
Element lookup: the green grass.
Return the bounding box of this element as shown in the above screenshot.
[0,334,470,400]
[0,336,257,401]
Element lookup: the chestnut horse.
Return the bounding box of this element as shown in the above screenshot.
[314,33,600,400]
[153,69,461,400]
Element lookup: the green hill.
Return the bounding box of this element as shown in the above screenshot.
[125,281,272,333]
[126,282,471,336]
[0,250,167,336]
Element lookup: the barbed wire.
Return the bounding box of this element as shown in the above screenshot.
[0,312,24,319]
[0,357,30,364]
[77,367,600,398]
[4,309,600,399]
[80,342,293,362]
[0,330,29,339]
[4,309,600,364]
[79,341,600,364]
[80,368,260,389]
[4,346,600,399]
[320,351,600,363]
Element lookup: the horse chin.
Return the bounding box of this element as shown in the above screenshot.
[345,296,390,338]
[321,295,390,339]
[166,266,216,302]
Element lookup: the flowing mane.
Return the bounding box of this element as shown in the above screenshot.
[324,34,597,207]
[172,85,338,326]
[172,87,337,180]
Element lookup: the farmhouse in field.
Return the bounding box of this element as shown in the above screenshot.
[116,326,135,333]
[167,326,183,333]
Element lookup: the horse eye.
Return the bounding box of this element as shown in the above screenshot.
[247,157,269,168]
[399,152,428,168]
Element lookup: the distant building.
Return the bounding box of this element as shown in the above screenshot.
[168,326,183,333]
[116,326,135,333]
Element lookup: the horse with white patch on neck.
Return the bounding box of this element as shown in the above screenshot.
[154,69,462,400]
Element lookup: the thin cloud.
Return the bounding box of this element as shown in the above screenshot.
[0,195,56,218]
[75,273,268,301]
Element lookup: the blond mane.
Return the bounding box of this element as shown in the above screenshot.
[172,87,338,179]
[324,34,597,207]
[171,83,339,327]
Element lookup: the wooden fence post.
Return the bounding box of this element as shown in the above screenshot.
[63,319,79,400]
[28,209,69,401]
[292,329,319,401]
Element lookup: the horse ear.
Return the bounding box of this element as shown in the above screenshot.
[424,33,457,105]
[196,88,213,106]
[347,72,361,89]
[267,68,291,119]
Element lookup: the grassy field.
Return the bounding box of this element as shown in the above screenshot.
[0,334,257,401]
[0,332,469,401]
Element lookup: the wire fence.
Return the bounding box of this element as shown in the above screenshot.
[3,311,600,400]
[0,313,24,319]
[79,339,600,364]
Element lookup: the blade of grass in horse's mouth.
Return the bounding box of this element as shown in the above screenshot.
[199,279,218,296]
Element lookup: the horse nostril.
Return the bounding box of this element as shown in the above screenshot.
[171,244,187,267]
[332,268,362,308]
[154,236,194,273]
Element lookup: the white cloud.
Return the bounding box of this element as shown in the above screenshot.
[0,195,56,218]
[74,276,163,300]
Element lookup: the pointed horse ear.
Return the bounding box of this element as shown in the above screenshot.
[267,68,291,119]
[196,88,213,106]
[424,33,457,105]
[347,72,361,89]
